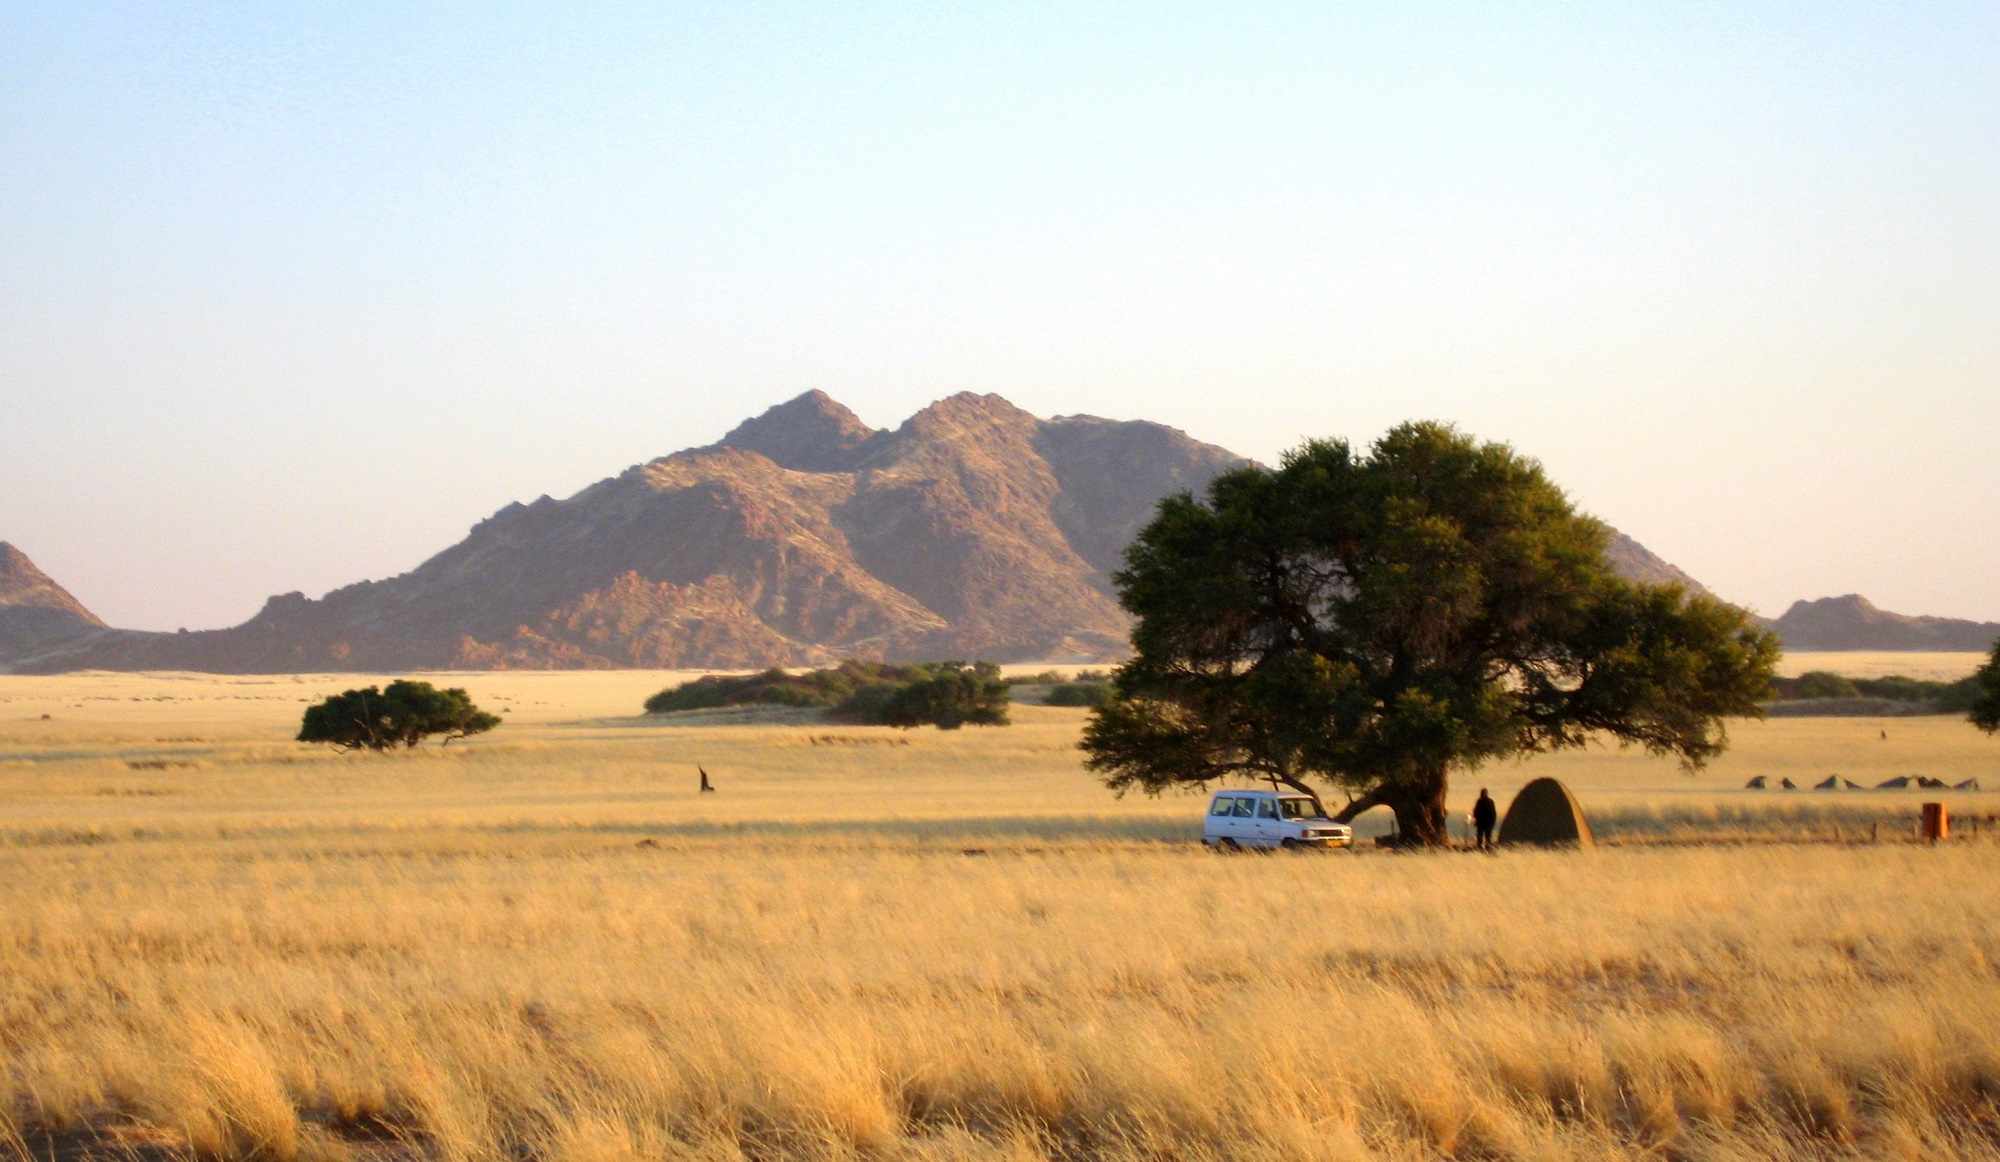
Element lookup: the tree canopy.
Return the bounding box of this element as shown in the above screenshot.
[1969,640,2000,734]
[1081,422,1780,845]
[298,680,501,752]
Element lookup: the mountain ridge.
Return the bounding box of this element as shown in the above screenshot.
[1768,594,2000,653]
[7,393,1244,672]
[13,394,1960,673]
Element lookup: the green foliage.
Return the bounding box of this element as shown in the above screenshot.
[645,660,1009,729]
[1005,670,1065,687]
[644,664,895,713]
[1794,671,1862,700]
[1080,422,1780,845]
[297,681,501,752]
[1767,670,1984,711]
[1044,681,1113,707]
[874,661,1010,729]
[1971,640,2000,734]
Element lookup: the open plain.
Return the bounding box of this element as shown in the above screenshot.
[3,666,1999,1162]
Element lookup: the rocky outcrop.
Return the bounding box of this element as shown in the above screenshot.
[1602,531,1715,600]
[0,544,110,667]
[4,393,1750,673]
[7,394,1252,672]
[1770,594,2000,652]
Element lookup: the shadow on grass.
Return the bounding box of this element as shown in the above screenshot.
[508,813,1199,844]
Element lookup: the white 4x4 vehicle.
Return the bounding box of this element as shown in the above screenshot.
[1203,788,1353,850]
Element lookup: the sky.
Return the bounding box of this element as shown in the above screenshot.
[2,2,1996,631]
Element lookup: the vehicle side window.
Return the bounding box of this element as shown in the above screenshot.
[1257,799,1278,819]
[1231,798,1254,818]
[1280,798,1326,820]
[1209,797,1235,816]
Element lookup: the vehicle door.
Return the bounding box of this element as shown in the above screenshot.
[1205,795,1238,843]
[1251,795,1282,846]
[1227,794,1256,842]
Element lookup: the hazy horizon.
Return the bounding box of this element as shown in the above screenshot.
[4,4,1995,630]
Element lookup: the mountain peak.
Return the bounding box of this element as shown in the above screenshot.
[717,390,875,472]
[0,543,104,624]
[0,395,1738,673]
[1771,593,2000,651]
[1783,594,1876,616]
[1601,531,1714,600]
[900,392,1039,441]
[1776,594,1890,623]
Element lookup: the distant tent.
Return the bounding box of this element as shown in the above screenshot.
[1813,775,1840,790]
[1745,775,1768,789]
[1780,778,1798,790]
[1497,778,1595,848]
[1917,776,1948,789]
[1876,776,1913,789]
[1954,778,1981,790]
[1842,778,1866,790]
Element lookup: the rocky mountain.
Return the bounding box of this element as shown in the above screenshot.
[7,393,1246,672]
[3,393,1757,674]
[1769,595,2000,652]
[0,543,109,667]
[1602,531,1715,600]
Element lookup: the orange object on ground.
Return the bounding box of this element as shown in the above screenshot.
[1922,802,1949,842]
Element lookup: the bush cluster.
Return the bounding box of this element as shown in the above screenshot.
[1767,670,1983,712]
[1043,680,1113,707]
[645,660,1009,729]
[1003,668,1114,706]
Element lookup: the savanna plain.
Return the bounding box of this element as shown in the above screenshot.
[3,660,1998,1162]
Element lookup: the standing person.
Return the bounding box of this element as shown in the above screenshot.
[1473,788,1498,850]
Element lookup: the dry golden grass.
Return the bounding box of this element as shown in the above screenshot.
[3,669,1999,1161]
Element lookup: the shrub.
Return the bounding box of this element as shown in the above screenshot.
[1044,681,1112,707]
[1795,671,1862,700]
[1766,671,1983,711]
[298,681,501,752]
[645,660,1009,729]
[873,661,1009,729]
[643,662,898,714]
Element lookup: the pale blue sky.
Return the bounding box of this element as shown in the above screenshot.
[3,2,1996,630]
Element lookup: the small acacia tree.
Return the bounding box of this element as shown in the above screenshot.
[1969,640,2000,734]
[1082,423,1780,845]
[298,680,501,752]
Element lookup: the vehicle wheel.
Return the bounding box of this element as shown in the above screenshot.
[1281,838,1303,851]
[1215,838,1240,853]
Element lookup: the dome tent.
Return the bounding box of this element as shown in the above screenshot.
[1497,778,1595,848]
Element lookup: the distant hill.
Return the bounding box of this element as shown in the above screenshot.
[1601,531,1715,600]
[0,543,109,668]
[3,393,1748,673]
[1769,594,2000,652]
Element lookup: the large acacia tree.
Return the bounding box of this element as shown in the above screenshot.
[1082,423,1779,845]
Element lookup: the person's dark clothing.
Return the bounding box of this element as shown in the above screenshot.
[1472,793,1498,849]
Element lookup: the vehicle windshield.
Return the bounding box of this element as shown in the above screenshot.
[1279,797,1328,820]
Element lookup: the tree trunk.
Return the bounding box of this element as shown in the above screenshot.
[1392,784,1456,848]
[1330,769,1453,847]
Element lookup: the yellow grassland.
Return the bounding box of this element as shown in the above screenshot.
[2,669,1999,1161]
